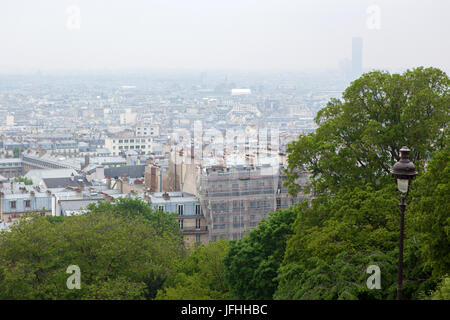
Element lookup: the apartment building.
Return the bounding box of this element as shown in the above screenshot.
[147,192,208,246]
[105,136,160,156]
[0,159,23,178]
[0,182,52,222]
[198,164,308,241]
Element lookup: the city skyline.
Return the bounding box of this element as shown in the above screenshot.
[0,0,449,73]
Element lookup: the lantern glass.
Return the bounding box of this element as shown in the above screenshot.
[397,178,409,194]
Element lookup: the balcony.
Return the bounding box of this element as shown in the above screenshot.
[182,226,208,234]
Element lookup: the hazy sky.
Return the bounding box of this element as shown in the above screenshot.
[0,0,449,73]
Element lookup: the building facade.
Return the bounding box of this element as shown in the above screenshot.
[147,192,208,246]
[198,164,308,241]
[0,184,52,222]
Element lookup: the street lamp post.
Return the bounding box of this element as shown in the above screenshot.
[392,146,417,300]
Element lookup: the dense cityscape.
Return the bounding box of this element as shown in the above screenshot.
[0,0,448,307]
[0,66,355,242]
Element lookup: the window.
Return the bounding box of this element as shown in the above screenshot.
[196,219,201,229]
[119,140,123,143]
[158,205,165,212]
[195,204,202,215]
[196,234,201,242]
[10,201,16,209]
[179,219,183,229]
[130,139,134,143]
[24,200,31,208]
[177,204,184,216]
[124,140,129,143]
[141,145,146,149]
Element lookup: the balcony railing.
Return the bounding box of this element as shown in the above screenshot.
[181,226,208,233]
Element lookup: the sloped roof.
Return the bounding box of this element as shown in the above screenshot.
[42,176,92,189]
[104,165,146,179]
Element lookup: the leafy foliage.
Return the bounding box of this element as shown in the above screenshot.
[285,67,449,196]
[87,197,181,239]
[408,143,450,281]
[223,208,298,299]
[0,200,184,300]
[156,241,232,300]
[13,176,33,185]
[278,67,449,300]
[427,276,450,300]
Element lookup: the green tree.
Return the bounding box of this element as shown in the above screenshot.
[87,197,181,239]
[408,143,450,282]
[276,184,431,300]
[285,67,449,196]
[223,208,298,299]
[0,209,184,299]
[13,176,33,185]
[427,276,450,300]
[277,67,449,300]
[156,241,232,300]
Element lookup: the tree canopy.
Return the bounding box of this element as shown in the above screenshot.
[285,67,449,196]
[223,207,298,299]
[278,67,449,300]
[0,200,184,300]
[156,241,232,300]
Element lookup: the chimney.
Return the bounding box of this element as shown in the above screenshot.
[85,155,90,168]
[106,176,111,189]
[115,178,123,193]
[70,173,75,182]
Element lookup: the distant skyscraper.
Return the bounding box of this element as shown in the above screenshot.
[351,37,363,80]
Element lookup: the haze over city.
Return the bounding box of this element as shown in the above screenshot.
[0,0,449,73]
[0,0,448,305]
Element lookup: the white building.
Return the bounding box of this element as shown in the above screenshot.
[105,136,159,156]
